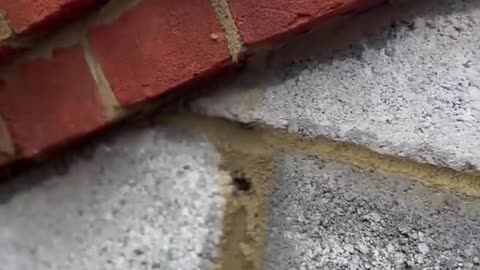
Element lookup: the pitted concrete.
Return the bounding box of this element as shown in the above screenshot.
[2,0,480,268]
[0,123,225,270]
[267,154,480,269]
[192,0,480,171]
[1,113,480,270]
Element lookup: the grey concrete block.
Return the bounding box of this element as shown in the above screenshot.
[192,0,480,171]
[0,124,225,270]
[266,154,480,270]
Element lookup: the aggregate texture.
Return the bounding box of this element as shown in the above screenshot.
[192,0,480,171]
[0,122,226,270]
[266,153,480,270]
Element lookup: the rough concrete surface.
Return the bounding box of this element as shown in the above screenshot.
[192,0,480,171]
[2,0,480,269]
[267,154,480,270]
[0,123,225,270]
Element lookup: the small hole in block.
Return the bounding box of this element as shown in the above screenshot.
[233,176,252,192]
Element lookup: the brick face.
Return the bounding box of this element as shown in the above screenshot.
[0,0,388,166]
[0,43,22,63]
[228,0,384,45]
[0,0,105,36]
[0,153,10,166]
[88,0,231,106]
[0,46,107,157]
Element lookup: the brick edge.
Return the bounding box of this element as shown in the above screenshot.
[0,0,387,167]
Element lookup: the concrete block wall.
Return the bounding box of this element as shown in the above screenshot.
[1,0,480,269]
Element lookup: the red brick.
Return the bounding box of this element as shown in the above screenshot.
[0,153,11,166]
[89,0,231,106]
[228,0,385,45]
[0,0,105,36]
[0,46,107,158]
[0,43,23,63]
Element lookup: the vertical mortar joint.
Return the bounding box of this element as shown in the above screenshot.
[0,10,12,41]
[81,38,126,120]
[0,114,15,156]
[210,0,244,62]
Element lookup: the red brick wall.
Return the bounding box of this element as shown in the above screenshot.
[0,0,385,166]
[0,0,104,35]
[0,0,108,62]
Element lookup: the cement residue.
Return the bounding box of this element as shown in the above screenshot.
[160,112,480,269]
[241,86,264,113]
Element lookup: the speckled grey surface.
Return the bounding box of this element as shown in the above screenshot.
[267,154,480,270]
[2,0,480,269]
[0,123,225,270]
[192,0,480,171]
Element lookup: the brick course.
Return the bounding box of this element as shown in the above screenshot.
[228,0,384,45]
[0,0,386,165]
[88,0,231,106]
[0,153,10,166]
[0,0,104,36]
[0,46,107,158]
[0,0,107,62]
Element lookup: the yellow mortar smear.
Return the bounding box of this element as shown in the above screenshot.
[158,112,480,270]
[241,86,264,113]
[214,154,274,270]
[210,0,244,61]
[161,113,480,197]
[158,113,277,270]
